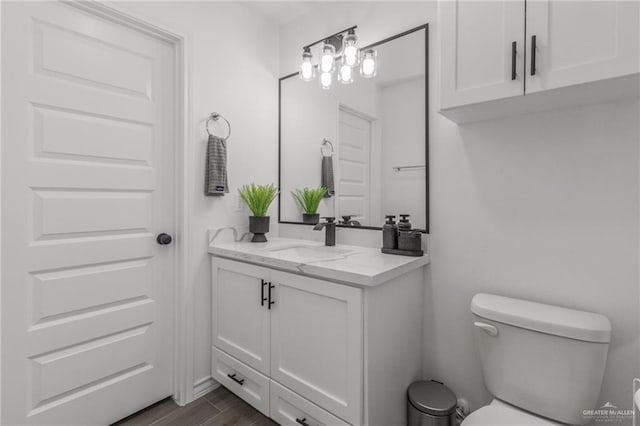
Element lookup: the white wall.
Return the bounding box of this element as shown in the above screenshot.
[114,1,280,395]
[278,1,640,415]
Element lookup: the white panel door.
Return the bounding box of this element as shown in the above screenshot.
[269,271,362,425]
[337,108,371,225]
[526,1,639,94]
[2,2,175,424]
[211,258,271,375]
[439,0,525,109]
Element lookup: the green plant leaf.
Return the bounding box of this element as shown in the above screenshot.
[291,187,327,214]
[238,183,279,217]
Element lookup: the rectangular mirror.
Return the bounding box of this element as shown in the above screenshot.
[279,24,428,232]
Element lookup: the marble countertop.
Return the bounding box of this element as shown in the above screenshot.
[208,237,429,287]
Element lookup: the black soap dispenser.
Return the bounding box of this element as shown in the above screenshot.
[398,214,412,231]
[382,215,398,250]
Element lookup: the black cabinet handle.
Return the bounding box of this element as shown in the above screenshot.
[261,280,267,306]
[296,418,310,426]
[511,41,517,80]
[268,283,275,310]
[227,373,244,386]
[530,35,537,76]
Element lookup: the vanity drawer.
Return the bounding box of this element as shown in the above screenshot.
[270,380,350,426]
[211,347,269,415]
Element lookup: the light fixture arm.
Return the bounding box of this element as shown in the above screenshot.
[302,25,358,51]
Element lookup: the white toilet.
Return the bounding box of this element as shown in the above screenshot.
[463,293,612,426]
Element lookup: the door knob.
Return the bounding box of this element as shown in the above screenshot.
[156,233,173,245]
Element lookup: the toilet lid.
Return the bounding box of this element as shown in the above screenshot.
[462,404,562,426]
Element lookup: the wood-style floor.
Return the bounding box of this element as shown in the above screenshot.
[112,386,277,426]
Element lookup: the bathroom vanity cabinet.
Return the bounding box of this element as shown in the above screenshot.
[209,239,428,426]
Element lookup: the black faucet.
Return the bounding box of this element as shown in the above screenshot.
[313,217,336,246]
[340,215,362,227]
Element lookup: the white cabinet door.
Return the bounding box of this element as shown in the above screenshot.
[526,1,639,94]
[439,0,525,109]
[212,258,271,375]
[269,271,363,425]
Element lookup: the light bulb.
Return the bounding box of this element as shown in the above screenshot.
[343,30,359,67]
[320,43,335,73]
[320,72,332,89]
[338,62,353,85]
[301,62,313,80]
[299,48,315,82]
[360,48,377,78]
[362,58,375,75]
[344,46,358,66]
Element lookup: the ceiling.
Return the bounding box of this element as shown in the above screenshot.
[243,2,324,25]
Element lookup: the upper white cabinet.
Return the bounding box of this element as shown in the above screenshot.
[440,1,525,108]
[439,0,640,121]
[526,1,639,93]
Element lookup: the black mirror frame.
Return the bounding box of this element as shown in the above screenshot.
[278,23,429,233]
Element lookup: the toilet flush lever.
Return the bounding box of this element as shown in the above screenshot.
[474,322,499,336]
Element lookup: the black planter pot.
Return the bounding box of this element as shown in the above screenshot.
[249,216,270,242]
[302,213,320,225]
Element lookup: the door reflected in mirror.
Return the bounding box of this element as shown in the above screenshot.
[279,25,428,232]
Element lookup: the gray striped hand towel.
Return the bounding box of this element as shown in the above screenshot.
[205,135,229,196]
[322,155,335,198]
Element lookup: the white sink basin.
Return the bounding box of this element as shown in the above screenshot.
[269,245,357,261]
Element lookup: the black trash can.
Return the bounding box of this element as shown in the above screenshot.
[407,380,457,426]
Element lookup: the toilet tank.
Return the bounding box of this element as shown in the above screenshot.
[471,294,611,426]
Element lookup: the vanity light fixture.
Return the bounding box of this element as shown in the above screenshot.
[298,25,376,90]
[360,48,377,78]
[299,47,315,82]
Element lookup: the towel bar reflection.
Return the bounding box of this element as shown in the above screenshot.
[206,112,231,140]
[392,165,425,172]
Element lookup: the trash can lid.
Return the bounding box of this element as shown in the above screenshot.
[408,380,457,416]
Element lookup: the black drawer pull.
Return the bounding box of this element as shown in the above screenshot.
[227,373,244,386]
[511,41,517,80]
[268,283,275,309]
[296,418,310,426]
[261,279,267,306]
[530,35,537,76]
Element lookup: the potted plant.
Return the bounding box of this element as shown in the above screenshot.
[292,187,327,225]
[238,183,279,242]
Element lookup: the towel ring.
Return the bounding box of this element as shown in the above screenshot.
[206,112,231,140]
[321,139,334,156]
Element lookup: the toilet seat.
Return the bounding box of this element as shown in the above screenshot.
[462,400,562,426]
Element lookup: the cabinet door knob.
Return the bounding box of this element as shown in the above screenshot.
[530,35,537,76]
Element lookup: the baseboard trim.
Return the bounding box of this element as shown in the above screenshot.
[193,376,218,400]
